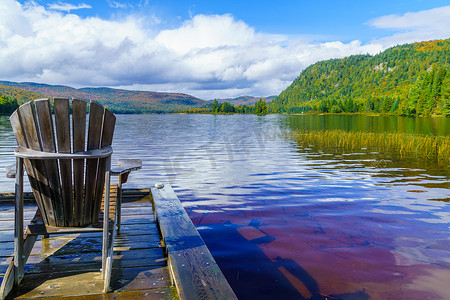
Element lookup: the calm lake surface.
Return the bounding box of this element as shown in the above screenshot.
[1,114,449,299]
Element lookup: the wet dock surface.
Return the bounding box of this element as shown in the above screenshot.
[0,189,175,299]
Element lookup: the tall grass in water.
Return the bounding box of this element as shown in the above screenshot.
[292,129,449,165]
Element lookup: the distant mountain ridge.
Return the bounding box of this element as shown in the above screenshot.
[215,95,275,106]
[0,81,210,113]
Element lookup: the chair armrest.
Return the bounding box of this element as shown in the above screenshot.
[111,159,142,175]
[14,146,113,160]
[111,159,142,184]
[5,163,16,178]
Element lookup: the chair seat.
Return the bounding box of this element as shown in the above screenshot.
[26,184,118,235]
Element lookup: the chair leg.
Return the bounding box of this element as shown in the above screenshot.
[0,158,24,299]
[0,158,26,299]
[102,184,110,277]
[116,176,122,235]
[102,157,113,292]
[14,157,24,285]
[1,159,39,300]
[103,218,116,292]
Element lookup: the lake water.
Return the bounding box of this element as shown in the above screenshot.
[1,114,449,299]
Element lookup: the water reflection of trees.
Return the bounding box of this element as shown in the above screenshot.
[288,142,449,199]
[281,114,450,137]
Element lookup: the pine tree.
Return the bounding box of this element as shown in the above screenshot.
[254,98,268,116]
[211,99,219,113]
[440,73,450,116]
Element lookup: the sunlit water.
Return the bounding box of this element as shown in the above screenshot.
[1,114,449,299]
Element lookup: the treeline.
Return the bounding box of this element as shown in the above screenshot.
[0,84,44,106]
[271,39,450,117]
[181,99,269,115]
[0,82,210,113]
[0,95,19,115]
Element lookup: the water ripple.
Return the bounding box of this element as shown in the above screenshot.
[0,114,449,299]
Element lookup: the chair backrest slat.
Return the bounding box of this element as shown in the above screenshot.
[72,99,87,226]
[14,101,57,225]
[9,98,115,227]
[34,99,56,153]
[54,98,74,225]
[9,109,50,225]
[54,98,72,153]
[34,99,64,225]
[18,102,42,150]
[92,109,116,223]
[84,101,105,224]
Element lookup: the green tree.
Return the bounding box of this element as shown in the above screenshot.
[211,99,219,113]
[390,98,400,113]
[0,95,19,115]
[380,97,392,113]
[440,72,450,116]
[220,101,235,113]
[254,98,268,116]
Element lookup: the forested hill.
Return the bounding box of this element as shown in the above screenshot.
[215,96,275,105]
[0,81,209,113]
[271,39,450,116]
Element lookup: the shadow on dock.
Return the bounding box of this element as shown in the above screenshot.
[9,222,169,299]
[0,192,175,299]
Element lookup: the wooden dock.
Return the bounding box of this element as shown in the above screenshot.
[0,186,236,299]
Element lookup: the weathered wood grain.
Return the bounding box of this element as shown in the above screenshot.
[0,190,178,299]
[0,232,38,298]
[19,101,57,226]
[14,158,24,285]
[72,99,87,226]
[9,108,49,225]
[102,157,113,291]
[111,159,142,176]
[0,187,236,299]
[35,99,65,226]
[0,231,161,258]
[93,108,116,224]
[23,248,166,274]
[60,288,176,300]
[152,185,237,300]
[54,98,74,226]
[84,101,104,225]
[14,145,112,160]
[10,268,173,299]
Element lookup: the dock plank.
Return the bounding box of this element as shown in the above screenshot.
[0,188,235,299]
[152,185,237,300]
[0,190,172,299]
[54,288,176,300]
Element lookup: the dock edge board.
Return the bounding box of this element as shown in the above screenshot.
[151,185,237,300]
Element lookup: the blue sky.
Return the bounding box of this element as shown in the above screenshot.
[27,0,450,41]
[3,0,450,98]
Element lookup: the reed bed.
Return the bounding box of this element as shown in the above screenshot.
[292,129,449,165]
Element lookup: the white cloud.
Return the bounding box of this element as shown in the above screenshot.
[156,14,256,55]
[48,1,91,13]
[367,6,450,46]
[0,1,449,99]
[108,1,126,9]
[369,6,450,30]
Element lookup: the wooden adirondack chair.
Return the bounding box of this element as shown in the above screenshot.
[0,98,141,298]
